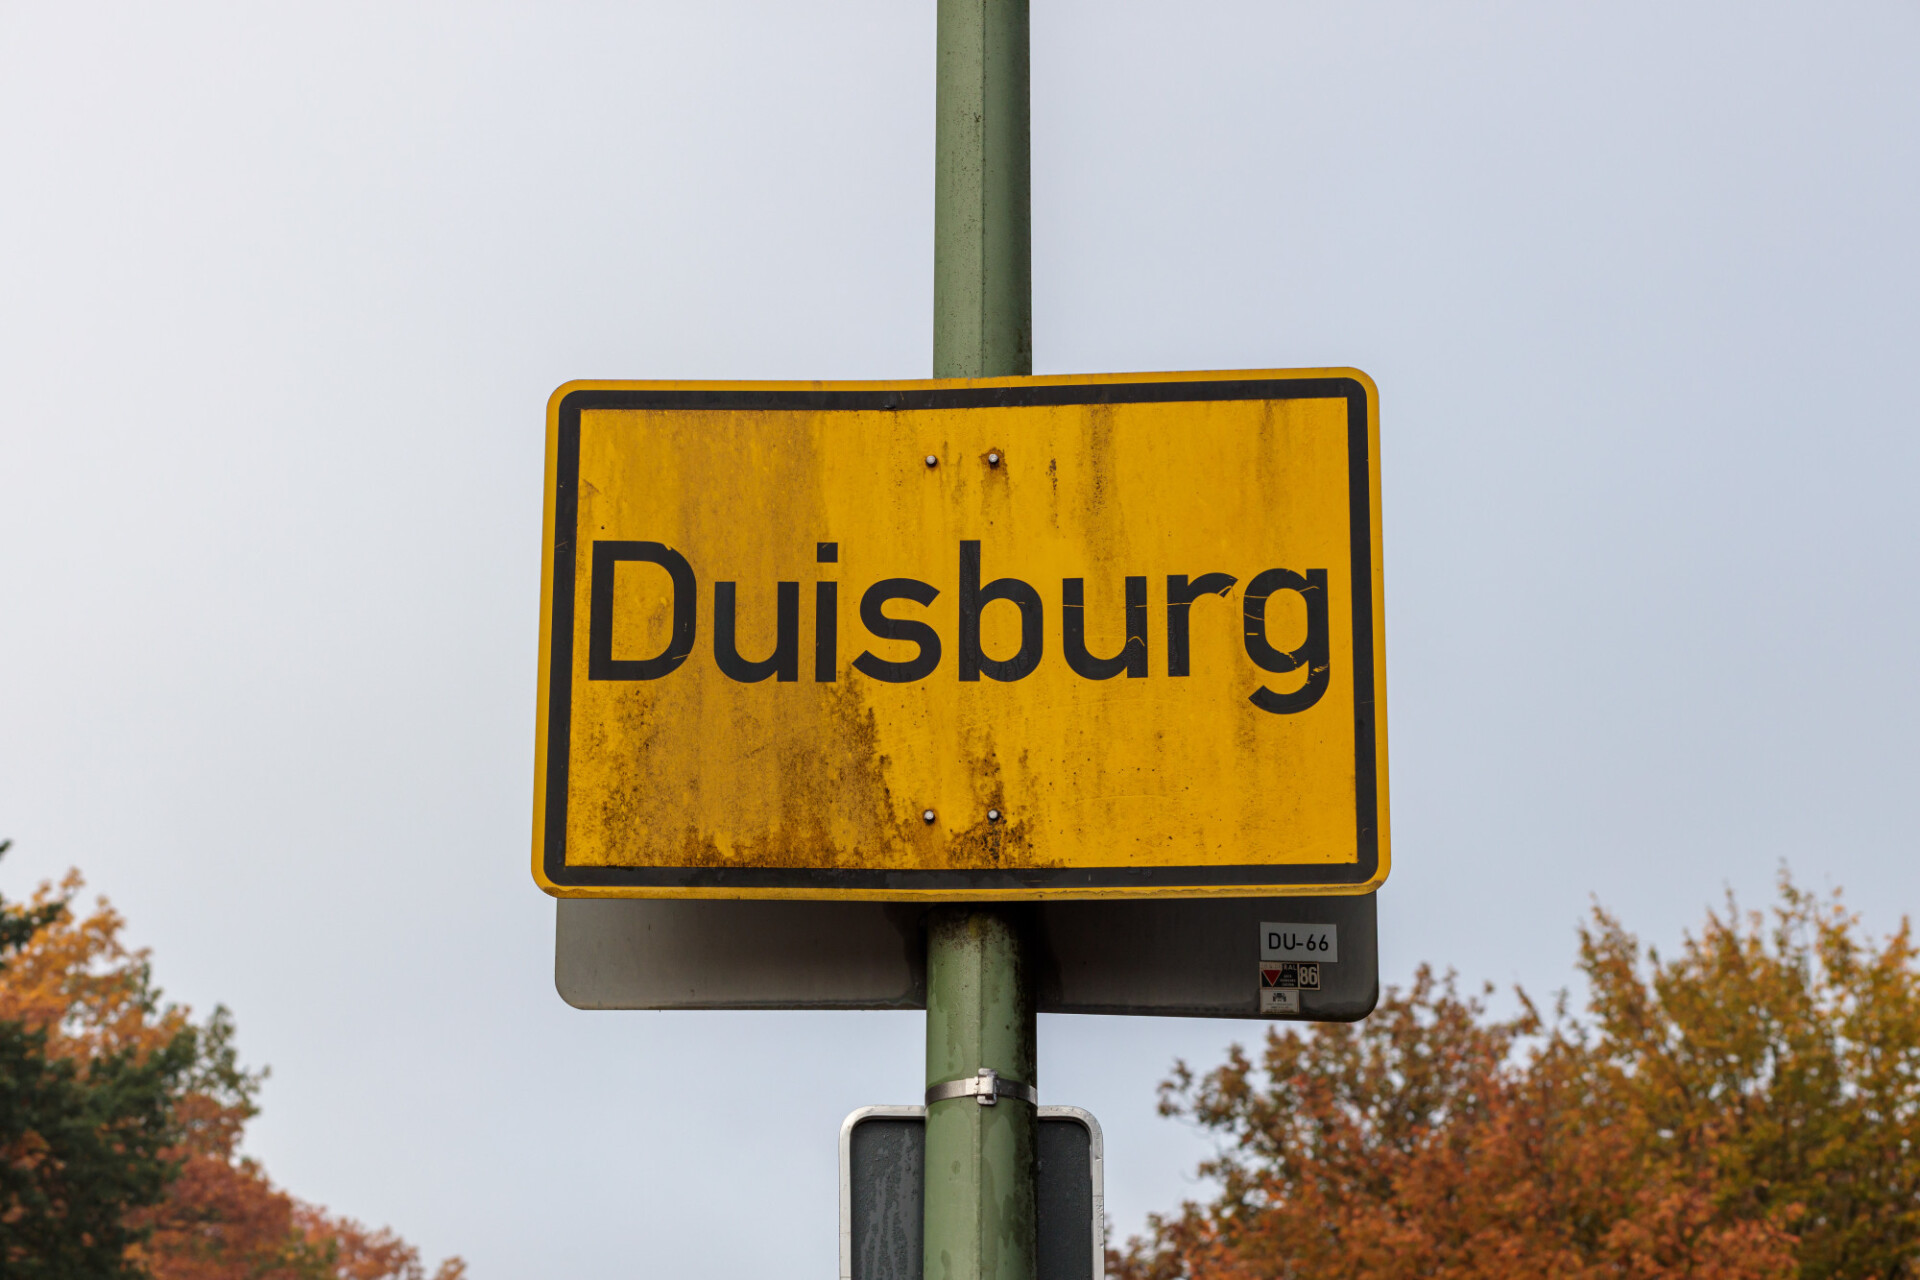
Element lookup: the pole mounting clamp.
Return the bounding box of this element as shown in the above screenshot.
[925,1067,1037,1108]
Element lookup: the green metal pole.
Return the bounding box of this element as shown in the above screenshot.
[933,0,1032,379]
[929,5,1036,1274]
[924,910,1037,1280]
[928,3,1035,1277]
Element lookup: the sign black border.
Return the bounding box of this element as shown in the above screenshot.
[542,377,1381,893]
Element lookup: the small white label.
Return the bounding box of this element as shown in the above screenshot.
[1261,988,1301,1014]
[1261,922,1337,963]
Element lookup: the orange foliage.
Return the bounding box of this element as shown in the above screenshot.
[0,872,185,1060]
[1118,877,1920,1280]
[0,873,464,1280]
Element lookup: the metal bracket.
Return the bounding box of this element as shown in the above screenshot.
[924,1067,1038,1108]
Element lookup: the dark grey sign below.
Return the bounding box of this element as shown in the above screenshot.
[841,1106,1103,1280]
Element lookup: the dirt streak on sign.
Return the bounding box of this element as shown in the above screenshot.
[533,370,1389,900]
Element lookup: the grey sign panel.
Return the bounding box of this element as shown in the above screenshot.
[840,1106,1103,1280]
[556,894,1377,1020]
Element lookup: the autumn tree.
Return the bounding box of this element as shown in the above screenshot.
[1118,875,1920,1280]
[0,840,192,1278]
[0,842,463,1280]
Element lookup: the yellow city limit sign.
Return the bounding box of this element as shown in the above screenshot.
[532,370,1388,900]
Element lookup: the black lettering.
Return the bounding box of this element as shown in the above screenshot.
[1166,573,1236,677]
[1062,577,1147,679]
[589,540,696,681]
[958,541,1043,682]
[815,581,838,682]
[1243,568,1330,714]
[853,578,942,683]
[714,581,799,683]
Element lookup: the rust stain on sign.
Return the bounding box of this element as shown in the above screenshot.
[533,371,1388,900]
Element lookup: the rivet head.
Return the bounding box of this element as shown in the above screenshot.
[924,454,938,467]
[987,452,1001,466]
[921,809,937,824]
[987,808,1002,823]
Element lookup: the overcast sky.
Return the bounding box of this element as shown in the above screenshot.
[2,2,1917,1276]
